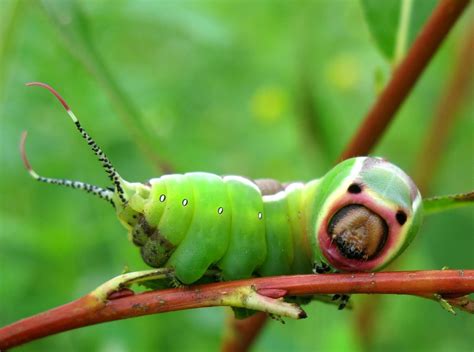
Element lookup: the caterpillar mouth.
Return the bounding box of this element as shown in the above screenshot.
[328,204,388,260]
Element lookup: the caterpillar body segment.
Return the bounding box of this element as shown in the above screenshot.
[154,175,195,245]
[258,190,295,277]
[22,82,425,286]
[119,173,312,283]
[286,182,314,275]
[114,156,422,284]
[166,173,232,284]
[218,176,266,280]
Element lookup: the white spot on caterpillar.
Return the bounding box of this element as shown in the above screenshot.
[159,194,166,202]
[258,212,263,220]
[218,207,224,214]
[182,199,188,206]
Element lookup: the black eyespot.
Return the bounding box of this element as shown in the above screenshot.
[347,183,362,194]
[396,211,407,225]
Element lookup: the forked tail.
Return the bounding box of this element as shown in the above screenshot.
[21,82,127,206]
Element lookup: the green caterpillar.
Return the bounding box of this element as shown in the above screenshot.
[22,82,423,285]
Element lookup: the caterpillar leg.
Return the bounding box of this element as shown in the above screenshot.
[168,272,186,288]
[307,294,350,309]
[168,267,223,288]
[311,262,350,309]
[312,261,332,274]
[332,294,351,310]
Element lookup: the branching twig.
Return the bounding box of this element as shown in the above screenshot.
[338,0,470,161]
[0,270,472,349]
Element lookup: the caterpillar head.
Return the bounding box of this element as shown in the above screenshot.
[311,157,423,272]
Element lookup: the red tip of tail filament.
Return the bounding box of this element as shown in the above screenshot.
[26,82,71,111]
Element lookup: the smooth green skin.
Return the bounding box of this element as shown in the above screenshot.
[167,173,232,284]
[287,184,313,274]
[258,194,294,277]
[116,157,424,284]
[218,177,266,280]
[158,175,195,245]
[142,180,166,226]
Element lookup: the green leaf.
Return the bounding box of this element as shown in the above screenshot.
[360,0,436,62]
[40,0,171,173]
[360,0,401,59]
[423,192,474,215]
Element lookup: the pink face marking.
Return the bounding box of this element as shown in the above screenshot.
[317,190,407,272]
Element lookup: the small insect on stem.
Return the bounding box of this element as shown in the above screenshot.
[21,82,128,206]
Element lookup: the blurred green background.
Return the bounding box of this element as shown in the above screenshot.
[1,1,472,351]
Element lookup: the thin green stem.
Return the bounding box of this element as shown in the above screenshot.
[394,0,413,65]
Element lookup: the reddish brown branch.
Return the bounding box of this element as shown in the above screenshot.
[413,22,474,194]
[338,0,470,162]
[1,270,472,349]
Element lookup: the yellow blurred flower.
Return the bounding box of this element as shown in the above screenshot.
[324,53,361,92]
[251,85,288,123]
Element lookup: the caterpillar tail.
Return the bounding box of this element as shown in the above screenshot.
[21,82,131,207]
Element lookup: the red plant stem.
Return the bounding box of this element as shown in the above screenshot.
[222,312,268,352]
[338,0,470,161]
[1,270,472,349]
